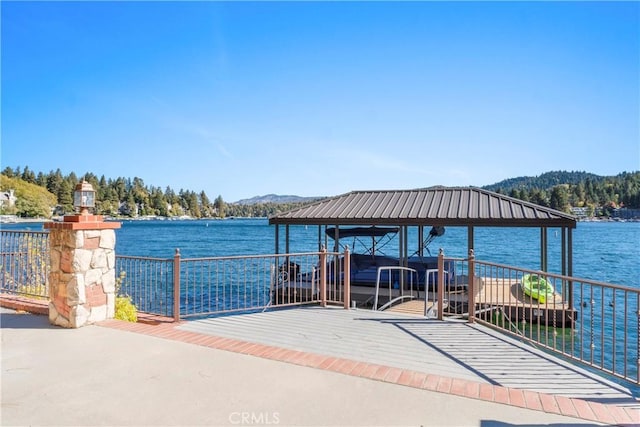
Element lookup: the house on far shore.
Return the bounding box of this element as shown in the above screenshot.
[0,189,17,208]
[613,207,640,220]
[570,206,590,219]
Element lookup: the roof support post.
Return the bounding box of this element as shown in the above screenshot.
[540,227,548,272]
[561,227,569,304]
[398,226,404,264]
[467,226,475,255]
[567,227,574,308]
[285,225,290,254]
[561,227,567,276]
[275,225,279,255]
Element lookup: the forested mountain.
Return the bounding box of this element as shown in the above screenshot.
[0,174,57,218]
[1,166,639,219]
[0,166,320,219]
[483,171,604,192]
[482,170,640,214]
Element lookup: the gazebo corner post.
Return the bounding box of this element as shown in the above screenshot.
[468,249,475,324]
[319,246,327,307]
[567,227,574,309]
[343,246,351,309]
[437,248,445,321]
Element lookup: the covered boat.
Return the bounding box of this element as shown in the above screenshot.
[326,225,455,290]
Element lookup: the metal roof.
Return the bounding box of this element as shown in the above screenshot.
[268,187,577,228]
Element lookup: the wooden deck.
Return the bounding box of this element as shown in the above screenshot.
[178,306,638,406]
[348,276,576,326]
[475,277,575,326]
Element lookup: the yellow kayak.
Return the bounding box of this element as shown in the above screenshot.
[521,274,555,304]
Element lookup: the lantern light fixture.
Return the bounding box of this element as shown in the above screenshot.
[73,179,96,215]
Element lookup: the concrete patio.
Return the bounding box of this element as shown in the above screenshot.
[2,305,639,426]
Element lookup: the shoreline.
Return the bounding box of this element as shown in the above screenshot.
[1,212,638,224]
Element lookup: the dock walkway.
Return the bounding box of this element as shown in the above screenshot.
[180,306,638,405]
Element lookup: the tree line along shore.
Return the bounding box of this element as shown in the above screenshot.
[1,167,639,220]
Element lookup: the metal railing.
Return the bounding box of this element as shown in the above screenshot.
[115,248,348,320]
[115,255,175,318]
[455,252,640,387]
[0,231,49,299]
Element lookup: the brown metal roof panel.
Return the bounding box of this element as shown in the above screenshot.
[489,194,501,219]
[348,192,370,218]
[403,191,420,218]
[369,192,393,218]
[344,192,368,218]
[468,189,479,219]
[454,189,467,219]
[376,192,394,218]
[418,191,435,218]
[393,191,412,218]
[434,189,446,218]
[426,189,441,218]
[511,200,524,219]
[446,189,458,218]
[368,191,390,218]
[413,191,430,218]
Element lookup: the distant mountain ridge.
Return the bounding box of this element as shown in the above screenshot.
[234,194,323,205]
[236,170,639,206]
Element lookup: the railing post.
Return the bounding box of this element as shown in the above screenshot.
[343,246,351,309]
[173,248,181,322]
[437,248,444,321]
[319,247,327,307]
[468,249,475,324]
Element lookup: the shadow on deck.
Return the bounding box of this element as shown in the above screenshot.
[178,306,638,408]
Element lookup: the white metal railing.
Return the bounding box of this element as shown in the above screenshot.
[373,266,419,311]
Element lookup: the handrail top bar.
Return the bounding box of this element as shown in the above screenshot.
[0,230,49,235]
[465,257,639,292]
[115,255,174,262]
[115,251,343,263]
[179,251,341,262]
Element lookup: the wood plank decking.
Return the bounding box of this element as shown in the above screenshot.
[178,306,637,407]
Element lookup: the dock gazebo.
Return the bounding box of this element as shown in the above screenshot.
[269,186,578,317]
[269,186,577,276]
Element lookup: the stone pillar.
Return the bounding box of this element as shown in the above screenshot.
[45,215,121,328]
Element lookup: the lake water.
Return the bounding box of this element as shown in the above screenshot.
[117,219,639,289]
[4,218,639,288]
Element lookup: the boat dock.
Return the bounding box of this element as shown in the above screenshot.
[349,276,576,326]
[178,306,637,407]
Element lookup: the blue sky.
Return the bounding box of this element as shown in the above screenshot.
[2,1,638,202]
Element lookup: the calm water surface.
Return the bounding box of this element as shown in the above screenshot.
[4,219,639,288]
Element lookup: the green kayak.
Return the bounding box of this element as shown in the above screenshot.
[521,274,555,304]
